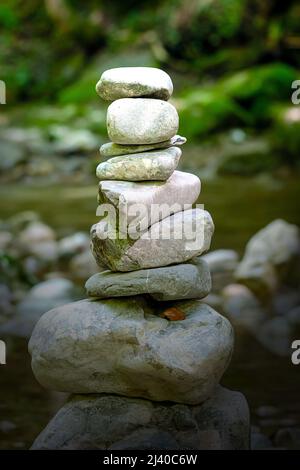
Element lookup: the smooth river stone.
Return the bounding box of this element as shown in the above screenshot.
[85,257,211,301]
[97,170,200,233]
[91,208,214,272]
[96,147,181,181]
[107,98,179,144]
[96,67,173,101]
[29,298,233,404]
[100,135,186,158]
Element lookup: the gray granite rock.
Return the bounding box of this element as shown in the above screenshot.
[256,317,293,357]
[57,232,90,259]
[100,135,186,158]
[91,208,214,271]
[31,387,249,450]
[107,98,179,144]
[85,257,211,301]
[96,67,173,101]
[0,278,82,338]
[202,249,238,273]
[18,221,58,262]
[69,249,101,282]
[235,219,300,297]
[96,147,181,181]
[97,170,200,236]
[29,298,233,404]
[221,283,267,333]
[202,249,239,292]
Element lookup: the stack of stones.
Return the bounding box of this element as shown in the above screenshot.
[29,68,250,450]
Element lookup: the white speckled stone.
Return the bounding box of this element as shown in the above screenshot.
[96,147,181,181]
[107,98,179,144]
[96,67,173,101]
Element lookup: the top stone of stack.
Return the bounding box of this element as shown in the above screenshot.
[96,67,173,101]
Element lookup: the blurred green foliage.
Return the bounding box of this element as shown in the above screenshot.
[218,151,280,176]
[178,63,298,139]
[1,0,300,168]
[1,0,299,102]
[271,106,300,167]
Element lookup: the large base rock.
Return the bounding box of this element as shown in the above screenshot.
[31,387,250,450]
[29,298,233,404]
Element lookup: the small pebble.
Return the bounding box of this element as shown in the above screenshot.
[160,307,186,321]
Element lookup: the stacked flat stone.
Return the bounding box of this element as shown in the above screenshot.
[28,68,249,450]
[91,68,214,274]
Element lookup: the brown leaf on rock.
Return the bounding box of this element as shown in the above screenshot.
[160,307,186,321]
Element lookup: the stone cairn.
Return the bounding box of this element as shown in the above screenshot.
[29,68,250,450]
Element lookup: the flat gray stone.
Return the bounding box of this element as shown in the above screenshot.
[96,67,173,101]
[31,387,249,450]
[100,135,186,158]
[85,257,211,301]
[91,208,214,271]
[29,298,233,404]
[96,147,181,181]
[97,170,201,236]
[107,98,179,144]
